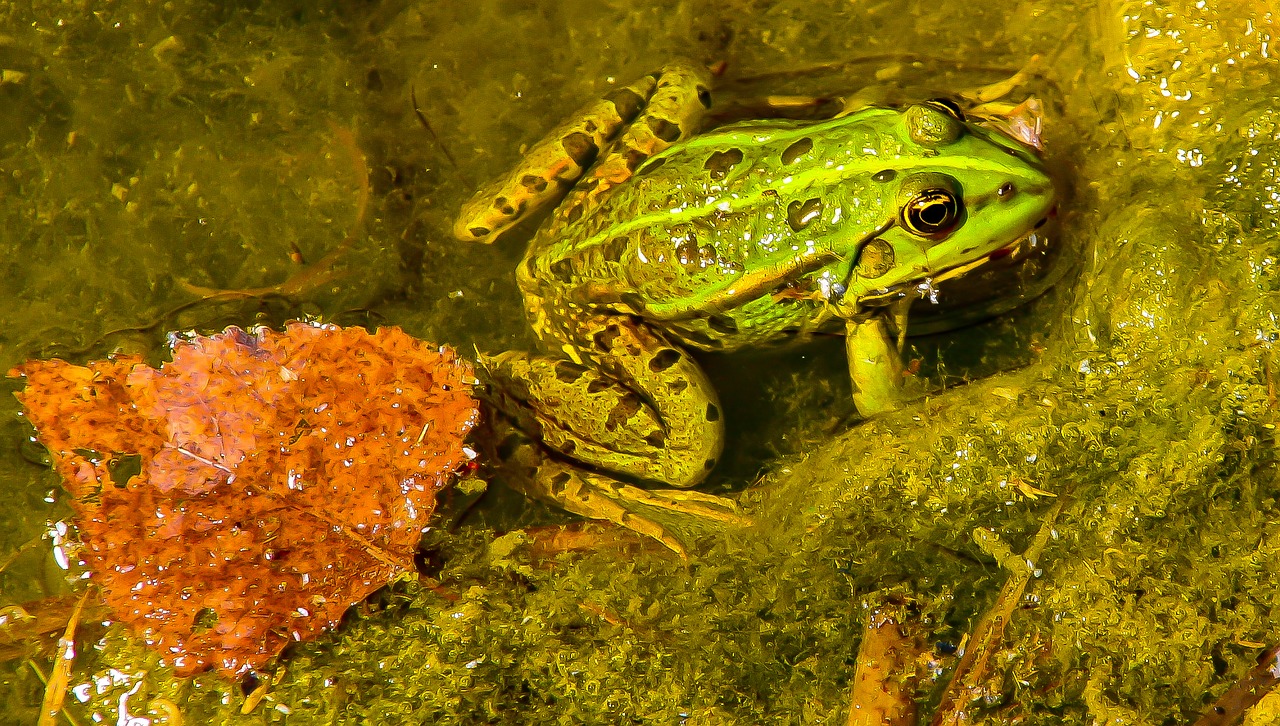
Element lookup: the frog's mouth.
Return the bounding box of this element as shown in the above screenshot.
[855,211,1055,309]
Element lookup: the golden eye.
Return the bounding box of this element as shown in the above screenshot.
[902,189,962,236]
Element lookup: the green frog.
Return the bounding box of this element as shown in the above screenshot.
[455,61,1055,553]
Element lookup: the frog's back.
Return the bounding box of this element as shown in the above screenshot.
[523,110,904,350]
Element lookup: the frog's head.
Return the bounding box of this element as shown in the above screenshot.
[845,100,1056,302]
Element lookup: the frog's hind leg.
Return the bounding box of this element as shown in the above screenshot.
[487,315,725,488]
[482,316,742,553]
[551,61,711,226]
[454,61,711,244]
[453,73,660,243]
[500,445,747,556]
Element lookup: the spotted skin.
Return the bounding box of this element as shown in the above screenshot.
[454,61,711,244]
[549,62,712,235]
[454,63,1056,553]
[488,314,722,488]
[453,73,658,243]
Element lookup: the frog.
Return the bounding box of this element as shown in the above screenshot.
[453,61,1056,553]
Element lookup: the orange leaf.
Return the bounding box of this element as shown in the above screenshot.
[9,323,479,677]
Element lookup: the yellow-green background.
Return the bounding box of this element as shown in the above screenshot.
[0,0,1277,723]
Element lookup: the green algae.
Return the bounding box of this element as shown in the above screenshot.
[0,0,1277,723]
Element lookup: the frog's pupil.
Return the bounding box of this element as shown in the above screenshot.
[922,204,947,225]
[904,189,961,235]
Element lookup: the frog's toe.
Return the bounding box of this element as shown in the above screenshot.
[611,485,752,528]
[524,458,750,555]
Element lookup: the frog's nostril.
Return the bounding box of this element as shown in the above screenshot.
[997,182,1015,199]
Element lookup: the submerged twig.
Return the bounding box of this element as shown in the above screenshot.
[37,589,90,726]
[0,535,42,575]
[930,500,1065,726]
[180,122,371,300]
[1,595,109,665]
[1191,644,1280,726]
[410,86,458,170]
[846,599,924,726]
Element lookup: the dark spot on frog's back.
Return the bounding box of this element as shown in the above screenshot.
[648,348,682,372]
[606,87,646,120]
[636,157,667,177]
[619,291,646,312]
[593,323,623,352]
[705,403,721,422]
[872,169,897,183]
[643,429,666,448]
[623,149,649,172]
[495,196,524,217]
[703,148,743,180]
[591,236,628,265]
[520,174,548,193]
[647,117,682,143]
[561,131,599,168]
[781,137,813,165]
[786,198,823,232]
[606,392,645,431]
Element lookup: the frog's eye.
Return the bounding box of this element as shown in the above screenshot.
[902,188,962,236]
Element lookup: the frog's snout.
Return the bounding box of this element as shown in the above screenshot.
[987,203,1058,262]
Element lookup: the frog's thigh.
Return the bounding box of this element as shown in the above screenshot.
[493,321,723,488]
[491,351,670,471]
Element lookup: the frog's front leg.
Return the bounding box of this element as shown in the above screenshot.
[845,314,907,417]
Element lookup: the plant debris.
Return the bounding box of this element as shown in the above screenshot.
[9,323,479,677]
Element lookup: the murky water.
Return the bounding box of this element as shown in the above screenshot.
[0,0,1276,722]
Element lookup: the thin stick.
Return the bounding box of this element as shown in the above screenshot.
[1191,644,1280,726]
[846,601,921,726]
[38,589,90,726]
[931,500,1064,726]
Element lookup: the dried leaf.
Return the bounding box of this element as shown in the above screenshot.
[9,323,479,677]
